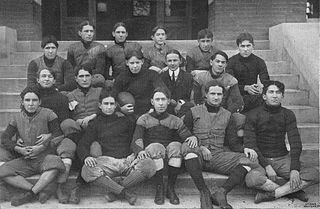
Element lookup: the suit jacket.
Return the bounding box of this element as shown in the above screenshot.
[160,69,193,102]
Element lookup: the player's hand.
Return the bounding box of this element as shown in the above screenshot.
[27,145,46,158]
[16,138,24,147]
[137,150,149,160]
[35,134,52,145]
[200,146,212,161]
[185,136,198,148]
[244,84,260,95]
[84,156,97,167]
[120,104,134,114]
[290,170,302,190]
[265,165,277,182]
[15,146,32,156]
[149,66,162,73]
[244,148,258,161]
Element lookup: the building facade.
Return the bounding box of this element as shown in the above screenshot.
[0,0,317,41]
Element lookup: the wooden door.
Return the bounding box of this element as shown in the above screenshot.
[156,0,192,40]
[60,0,96,40]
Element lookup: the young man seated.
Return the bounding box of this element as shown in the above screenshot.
[36,68,77,203]
[131,88,199,205]
[0,86,65,206]
[193,51,244,113]
[67,20,106,87]
[186,28,219,75]
[77,87,156,205]
[243,80,319,203]
[183,83,261,209]
[226,33,270,112]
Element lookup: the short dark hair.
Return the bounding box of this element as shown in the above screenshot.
[78,20,95,32]
[113,22,127,32]
[151,25,167,36]
[152,87,171,99]
[20,86,41,100]
[262,80,285,95]
[236,32,254,46]
[125,49,144,60]
[41,35,59,49]
[99,86,114,103]
[210,50,228,62]
[166,49,183,61]
[75,62,94,76]
[204,81,225,94]
[37,68,56,79]
[197,28,213,40]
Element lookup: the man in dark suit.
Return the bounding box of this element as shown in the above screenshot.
[161,49,194,117]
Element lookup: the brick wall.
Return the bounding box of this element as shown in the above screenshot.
[0,0,41,40]
[208,0,307,40]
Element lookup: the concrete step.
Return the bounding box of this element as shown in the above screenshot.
[0,89,309,109]
[299,143,320,168]
[16,40,270,52]
[270,74,299,89]
[0,65,27,78]
[0,61,288,79]
[283,105,319,123]
[0,78,26,93]
[11,50,277,65]
[1,193,318,209]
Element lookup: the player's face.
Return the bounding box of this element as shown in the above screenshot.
[151,92,170,114]
[263,85,283,106]
[37,69,55,88]
[205,86,223,107]
[78,25,94,42]
[43,43,57,60]
[112,26,128,43]
[22,92,40,113]
[76,69,92,88]
[210,54,227,76]
[166,53,181,71]
[152,29,166,46]
[99,97,116,115]
[238,40,253,58]
[198,37,213,52]
[126,56,144,74]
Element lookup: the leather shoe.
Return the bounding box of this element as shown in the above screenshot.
[166,185,180,205]
[154,184,165,205]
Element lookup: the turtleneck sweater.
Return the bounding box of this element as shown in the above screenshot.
[38,85,70,122]
[226,53,269,96]
[112,66,168,116]
[131,111,192,155]
[244,103,302,171]
[105,41,142,79]
[77,111,135,162]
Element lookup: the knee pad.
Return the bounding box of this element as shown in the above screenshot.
[145,143,166,159]
[184,153,198,160]
[168,157,182,168]
[245,170,267,188]
[153,158,164,171]
[137,159,157,178]
[167,142,182,159]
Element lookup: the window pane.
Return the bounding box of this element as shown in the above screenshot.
[165,0,187,17]
[67,0,88,17]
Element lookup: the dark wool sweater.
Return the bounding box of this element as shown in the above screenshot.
[132,111,193,155]
[67,40,106,75]
[27,55,76,91]
[105,41,142,79]
[186,45,219,72]
[244,103,302,171]
[226,53,269,96]
[77,112,135,162]
[112,67,168,116]
[38,85,70,123]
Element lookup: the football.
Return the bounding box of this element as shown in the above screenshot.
[117,91,135,106]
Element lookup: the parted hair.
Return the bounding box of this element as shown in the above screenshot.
[262,80,285,95]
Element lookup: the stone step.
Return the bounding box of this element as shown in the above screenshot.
[16,40,270,52]
[0,78,26,93]
[1,122,318,144]
[0,60,289,79]
[284,105,319,123]
[270,74,299,89]
[0,65,27,78]
[299,143,320,168]
[0,88,309,110]
[11,50,277,65]
[1,193,318,209]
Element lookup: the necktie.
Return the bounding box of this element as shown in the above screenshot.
[171,71,175,85]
